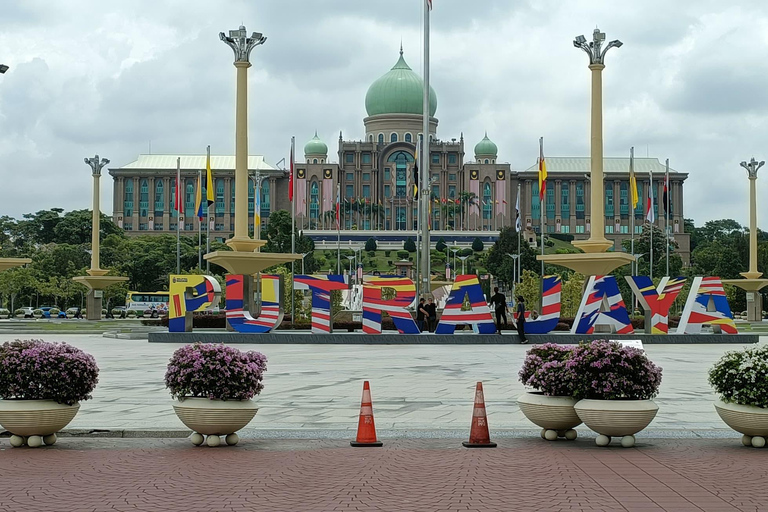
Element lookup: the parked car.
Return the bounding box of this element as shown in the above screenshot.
[39,306,65,319]
[18,307,34,318]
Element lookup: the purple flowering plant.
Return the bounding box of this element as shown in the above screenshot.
[518,343,576,396]
[0,340,100,406]
[165,343,268,401]
[566,340,662,400]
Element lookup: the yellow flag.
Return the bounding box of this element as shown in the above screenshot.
[205,147,214,206]
[629,149,638,209]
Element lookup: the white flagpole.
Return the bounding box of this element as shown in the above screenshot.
[290,136,296,326]
[176,157,181,274]
[516,182,522,288]
[206,145,211,274]
[665,158,670,277]
[630,147,635,275]
[336,183,341,274]
[198,168,202,271]
[540,137,545,278]
[420,0,431,299]
[649,169,654,281]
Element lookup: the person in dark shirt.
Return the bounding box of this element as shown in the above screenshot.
[425,297,437,333]
[515,295,528,344]
[488,287,507,334]
[416,298,427,332]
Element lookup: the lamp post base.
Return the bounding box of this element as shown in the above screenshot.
[0,258,31,273]
[722,278,768,323]
[204,251,302,275]
[571,238,614,254]
[225,237,267,253]
[72,275,129,321]
[538,252,635,276]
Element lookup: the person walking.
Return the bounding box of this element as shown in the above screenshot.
[425,297,437,333]
[416,298,427,332]
[515,295,529,344]
[488,287,508,334]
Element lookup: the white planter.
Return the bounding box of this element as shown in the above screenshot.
[517,392,581,441]
[172,397,258,446]
[714,400,768,447]
[574,399,658,447]
[0,399,80,447]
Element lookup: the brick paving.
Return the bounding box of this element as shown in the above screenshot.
[1,438,766,512]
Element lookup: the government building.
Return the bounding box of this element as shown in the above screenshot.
[109,48,689,262]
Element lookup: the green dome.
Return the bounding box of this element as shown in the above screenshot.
[304,131,327,155]
[365,50,437,117]
[474,133,498,157]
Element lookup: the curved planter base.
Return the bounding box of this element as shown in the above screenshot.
[518,393,581,441]
[714,400,768,447]
[173,398,258,446]
[574,399,658,447]
[0,400,80,447]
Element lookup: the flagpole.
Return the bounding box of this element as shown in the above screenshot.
[176,158,181,274]
[516,182,522,288]
[336,183,341,274]
[649,169,654,282]
[630,147,635,275]
[290,136,296,327]
[420,0,431,299]
[206,145,211,274]
[415,141,421,298]
[198,168,202,271]
[665,158,670,277]
[539,137,545,279]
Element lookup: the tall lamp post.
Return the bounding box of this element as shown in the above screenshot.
[458,255,469,275]
[73,155,127,320]
[723,157,768,322]
[538,27,634,275]
[206,25,301,276]
[450,246,459,279]
[0,64,30,272]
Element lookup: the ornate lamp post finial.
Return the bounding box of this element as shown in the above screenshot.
[740,157,765,179]
[573,27,622,65]
[84,155,110,176]
[219,25,267,63]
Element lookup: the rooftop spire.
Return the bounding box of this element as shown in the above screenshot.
[400,39,403,56]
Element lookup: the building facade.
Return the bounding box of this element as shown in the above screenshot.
[109,48,689,262]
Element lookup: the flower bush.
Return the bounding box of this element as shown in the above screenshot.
[566,340,662,400]
[165,343,268,401]
[518,343,576,396]
[0,340,100,405]
[709,345,768,409]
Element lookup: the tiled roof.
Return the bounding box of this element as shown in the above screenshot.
[115,154,276,171]
[521,157,680,174]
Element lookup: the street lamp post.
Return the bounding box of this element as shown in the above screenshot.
[249,171,262,239]
[572,28,622,254]
[740,158,765,279]
[458,255,469,275]
[450,247,459,279]
[220,25,266,252]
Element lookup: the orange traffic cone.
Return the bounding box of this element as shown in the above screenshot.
[462,382,497,448]
[351,381,383,447]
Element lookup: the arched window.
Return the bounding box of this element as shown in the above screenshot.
[261,180,270,221]
[368,134,373,142]
[390,132,398,143]
[248,178,254,213]
[168,178,176,218]
[230,180,235,214]
[378,133,384,144]
[215,178,225,215]
[139,179,149,217]
[405,133,412,143]
[484,159,489,164]
[313,159,318,163]
[387,151,414,198]
[154,179,163,216]
[185,179,195,218]
[482,182,492,227]
[124,178,134,217]
[310,182,319,223]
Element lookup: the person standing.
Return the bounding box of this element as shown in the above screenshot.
[488,287,508,334]
[515,295,528,344]
[416,298,427,332]
[425,297,437,333]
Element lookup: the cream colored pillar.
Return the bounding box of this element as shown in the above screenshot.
[744,175,760,279]
[87,172,107,276]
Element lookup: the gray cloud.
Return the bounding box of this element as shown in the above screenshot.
[1,0,768,228]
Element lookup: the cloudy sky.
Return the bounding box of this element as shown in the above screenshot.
[1,0,768,227]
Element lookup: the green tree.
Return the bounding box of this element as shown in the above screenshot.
[485,226,539,285]
[515,270,541,311]
[263,210,293,253]
[621,224,683,279]
[0,267,38,311]
[53,209,124,245]
[404,237,416,252]
[365,237,377,252]
[471,237,484,252]
[561,274,585,318]
[435,238,447,252]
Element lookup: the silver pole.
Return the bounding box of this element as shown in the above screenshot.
[291,136,296,326]
[198,168,203,271]
[336,183,341,274]
[206,146,211,274]
[176,157,181,274]
[517,182,522,285]
[630,147,635,275]
[665,158,670,277]
[420,1,431,298]
[649,170,654,281]
[539,137,545,278]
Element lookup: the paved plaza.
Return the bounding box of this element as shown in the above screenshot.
[0,334,763,434]
[1,437,767,512]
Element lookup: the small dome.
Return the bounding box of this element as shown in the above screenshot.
[474,133,498,157]
[365,49,437,117]
[304,131,327,155]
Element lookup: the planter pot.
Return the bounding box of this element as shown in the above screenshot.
[517,392,581,441]
[574,399,658,447]
[714,400,768,448]
[0,399,80,448]
[172,397,258,447]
